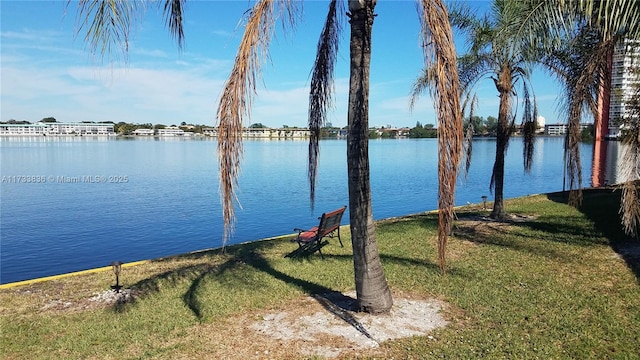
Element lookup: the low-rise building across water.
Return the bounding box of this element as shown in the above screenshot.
[0,122,115,136]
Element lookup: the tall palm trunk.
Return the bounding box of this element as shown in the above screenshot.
[347,0,393,314]
[491,68,513,219]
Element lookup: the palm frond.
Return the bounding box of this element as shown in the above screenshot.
[565,94,584,206]
[550,30,612,206]
[408,66,435,110]
[457,54,495,92]
[521,83,537,173]
[216,0,299,245]
[72,0,144,63]
[461,94,477,180]
[582,0,640,41]
[418,0,463,274]
[507,0,572,51]
[161,0,186,49]
[447,3,475,33]
[308,0,343,211]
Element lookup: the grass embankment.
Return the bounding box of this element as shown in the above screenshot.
[1,190,639,359]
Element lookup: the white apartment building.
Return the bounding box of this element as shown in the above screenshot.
[0,123,49,135]
[46,123,115,135]
[201,127,311,138]
[545,123,592,136]
[609,39,639,137]
[0,122,115,136]
[157,126,185,136]
[545,124,568,136]
[133,128,155,136]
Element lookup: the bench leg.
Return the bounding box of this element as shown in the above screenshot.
[316,239,325,259]
[337,228,344,247]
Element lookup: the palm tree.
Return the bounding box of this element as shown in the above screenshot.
[537,25,607,206]
[72,0,463,313]
[512,0,640,238]
[413,0,538,220]
[310,1,463,284]
[343,0,394,312]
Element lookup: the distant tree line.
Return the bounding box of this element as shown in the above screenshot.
[464,115,499,136]
[4,118,508,141]
[114,122,211,135]
[408,121,437,138]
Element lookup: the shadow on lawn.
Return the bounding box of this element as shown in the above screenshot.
[453,217,585,262]
[112,231,447,339]
[109,239,369,339]
[547,188,640,283]
[284,239,329,259]
[452,204,624,266]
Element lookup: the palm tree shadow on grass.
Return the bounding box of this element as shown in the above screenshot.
[547,189,640,283]
[374,213,475,278]
[452,218,583,262]
[185,245,377,339]
[452,207,614,263]
[236,248,464,340]
[111,234,457,340]
[110,258,217,314]
[109,240,375,339]
[110,240,279,313]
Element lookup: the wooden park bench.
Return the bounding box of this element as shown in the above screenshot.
[291,206,347,258]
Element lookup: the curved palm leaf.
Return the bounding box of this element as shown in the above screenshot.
[521,83,537,173]
[418,0,463,273]
[215,0,299,244]
[462,94,478,179]
[72,0,187,62]
[72,0,144,63]
[162,0,186,48]
[307,0,343,211]
[539,25,610,205]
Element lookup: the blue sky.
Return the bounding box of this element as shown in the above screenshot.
[1,0,565,128]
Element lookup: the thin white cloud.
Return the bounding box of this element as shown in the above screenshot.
[212,29,233,38]
[133,48,169,58]
[1,29,61,42]
[1,61,225,124]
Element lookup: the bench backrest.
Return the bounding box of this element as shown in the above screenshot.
[317,206,347,237]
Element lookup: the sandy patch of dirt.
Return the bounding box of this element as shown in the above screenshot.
[36,288,141,313]
[249,291,448,359]
[75,289,448,359]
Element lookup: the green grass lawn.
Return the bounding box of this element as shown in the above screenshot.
[1,189,638,359]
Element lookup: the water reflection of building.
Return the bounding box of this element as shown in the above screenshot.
[592,39,638,186]
[591,139,607,187]
[591,141,634,187]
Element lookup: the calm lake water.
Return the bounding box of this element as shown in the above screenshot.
[1,136,594,284]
